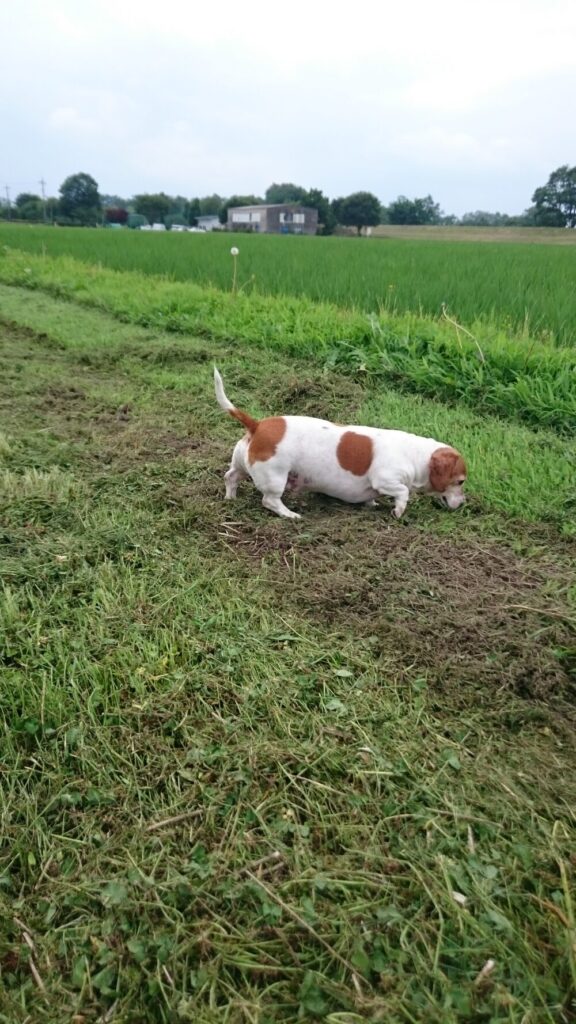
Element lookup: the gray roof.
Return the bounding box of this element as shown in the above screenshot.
[228,202,314,211]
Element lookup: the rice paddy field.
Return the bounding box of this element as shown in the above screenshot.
[2,222,576,346]
[0,225,575,1023]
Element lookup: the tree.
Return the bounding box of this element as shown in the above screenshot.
[170,195,189,218]
[15,193,44,221]
[302,188,336,234]
[532,166,576,227]
[187,198,202,225]
[265,182,308,204]
[133,192,172,225]
[15,192,40,209]
[460,209,534,227]
[460,210,500,226]
[165,213,189,230]
[219,195,263,225]
[45,197,59,223]
[58,172,101,225]
[334,191,381,234]
[460,210,525,226]
[199,194,224,215]
[386,194,442,225]
[101,193,129,209]
[104,207,128,225]
[127,212,148,229]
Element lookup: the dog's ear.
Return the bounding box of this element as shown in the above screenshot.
[429,447,461,492]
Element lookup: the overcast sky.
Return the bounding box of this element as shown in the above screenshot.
[3,0,575,216]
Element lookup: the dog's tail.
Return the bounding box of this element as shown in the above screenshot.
[214,367,259,435]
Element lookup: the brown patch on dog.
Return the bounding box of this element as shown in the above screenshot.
[429,446,467,492]
[248,417,287,464]
[336,431,373,476]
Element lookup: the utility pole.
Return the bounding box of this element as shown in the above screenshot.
[4,185,11,219]
[39,178,48,222]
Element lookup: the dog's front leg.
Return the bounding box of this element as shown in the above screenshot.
[391,491,409,518]
[374,480,410,518]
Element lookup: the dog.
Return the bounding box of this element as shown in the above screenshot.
[214,367,467,520]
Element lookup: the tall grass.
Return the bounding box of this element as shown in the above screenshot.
[2,223,576,346]
[1,250,575,436]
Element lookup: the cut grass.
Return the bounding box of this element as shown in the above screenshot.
[1,291,575,1022]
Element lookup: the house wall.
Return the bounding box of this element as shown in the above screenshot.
[196,215,221,231]
[227,205,318,235]
[229,209,265,232]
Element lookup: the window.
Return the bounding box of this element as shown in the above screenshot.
[231,210,261,223]
[280,211,305,224]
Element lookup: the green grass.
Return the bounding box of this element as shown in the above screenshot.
[1,287,576,1023]
[1,250,575,437]
[2,222,576,346]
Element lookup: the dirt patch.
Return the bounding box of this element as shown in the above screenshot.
[215,508,575,705]
[271,374,365,420]
[0,319,62,350]
[89,426,220,470]
[34,384,87,408]
[139,345,214,366]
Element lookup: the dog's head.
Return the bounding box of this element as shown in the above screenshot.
[428,447,467,510]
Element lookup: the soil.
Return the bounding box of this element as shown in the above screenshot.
[215,500,576,707]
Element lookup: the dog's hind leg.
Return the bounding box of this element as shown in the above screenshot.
[224,467,248,499]
[251,464,301,519]
[224,439,249,499]
[261,492,301,519]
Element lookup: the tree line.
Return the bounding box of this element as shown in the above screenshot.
[2,167,575,232]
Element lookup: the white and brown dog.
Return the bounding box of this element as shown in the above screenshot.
[215,367,467,520]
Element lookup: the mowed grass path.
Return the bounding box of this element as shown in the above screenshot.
[2,223,576,345]
[1,289,575,1023]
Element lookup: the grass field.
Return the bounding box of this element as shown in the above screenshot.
[2,223,576,347]
[1,248,575,439]
[1,239,576,1024]
[371,225,576,245]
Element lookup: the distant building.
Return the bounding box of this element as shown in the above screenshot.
[227,203,318,235]
[196,214,221,231]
